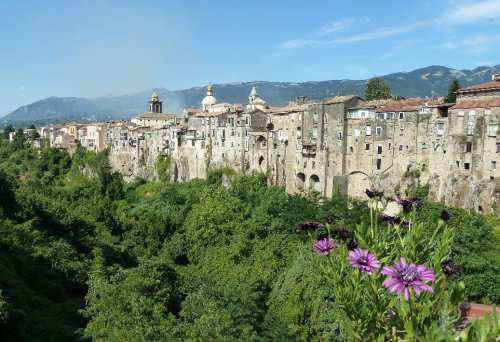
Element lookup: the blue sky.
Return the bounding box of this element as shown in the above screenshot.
[1,0,499,116]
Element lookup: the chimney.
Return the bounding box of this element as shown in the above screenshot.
[296,96,308,105]
[492,73,500,81]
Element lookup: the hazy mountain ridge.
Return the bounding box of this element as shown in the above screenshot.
[3,65,499,126]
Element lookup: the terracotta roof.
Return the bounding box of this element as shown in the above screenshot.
[377,98,442,113]
[184,107,203,113]
[457,81,500,93]
[52,124,65,129]
[136,113,177,119]
[350,99,392,109]
[129,125,150,131]
[451,99,500,109]
[323,95,360,104]
[266,104,309,114]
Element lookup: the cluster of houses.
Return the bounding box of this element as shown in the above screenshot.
[15,74,500,212]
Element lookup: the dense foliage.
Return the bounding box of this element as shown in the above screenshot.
[365,77,392,100]
[0,140,498,341]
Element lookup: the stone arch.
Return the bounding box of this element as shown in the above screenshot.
[296,172,305,189]
[348,171,371,199]
[309,174,320,192]
[256,135,266,148]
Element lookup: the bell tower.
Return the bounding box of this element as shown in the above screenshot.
[148,91,162,113]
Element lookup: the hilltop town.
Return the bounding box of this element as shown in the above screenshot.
[10,75,500,212]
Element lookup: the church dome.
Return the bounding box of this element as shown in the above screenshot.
[202,84,217,109]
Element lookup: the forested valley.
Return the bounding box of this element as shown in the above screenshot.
[0,137,498,341]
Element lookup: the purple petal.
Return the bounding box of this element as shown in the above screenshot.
[403,288,410,301]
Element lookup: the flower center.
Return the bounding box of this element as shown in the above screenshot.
[359,256,368,265]
[400,267,419,284]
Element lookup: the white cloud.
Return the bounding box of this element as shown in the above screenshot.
[316,18,356,37]
[280,25,412,49]
[448,0,500,23]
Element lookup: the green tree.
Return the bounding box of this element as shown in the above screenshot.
[365,77,392,100]
[2,124,14,139]
[444,78,461,103]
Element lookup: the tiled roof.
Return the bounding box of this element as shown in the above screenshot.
[377,98,441,113]
[457,81,500,92]
[266,104,309,113]
[136,113,177,119]
[350,99,392,109]
[451,99,500,109]
[323,95,360,104]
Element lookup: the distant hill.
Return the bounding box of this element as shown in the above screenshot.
[2,64,499,126]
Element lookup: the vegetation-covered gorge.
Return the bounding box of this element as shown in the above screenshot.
[0,140,498,341]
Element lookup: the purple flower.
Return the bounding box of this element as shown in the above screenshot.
[393,197,423,211]
[337,227,353,241]
[294,221,325,234]
[348,249,381,275]
[440,210,451,222]
[365,189,384,199]
[314,237,339,256]
[380,214,407,227]
[346,239,359,251]
[382,257,435,300]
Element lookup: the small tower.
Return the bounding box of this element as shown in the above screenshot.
[148,91,162,113]
[247,86,269,111]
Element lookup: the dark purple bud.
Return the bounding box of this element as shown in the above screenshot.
[441,259,463,278]
[294,221,325,234]
[325,215,336,225]
[440,210,451,222]
[346,239,359,250]
[337,227,353,241]
[366,189,384,199]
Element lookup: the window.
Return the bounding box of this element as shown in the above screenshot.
[492,161,497,171]
[458,110,465,117]
[376,127,382,136]
[296,128,302,140]
[350,146,353,153]
[464,163,470,170]
[399,112,405,119]
[497,143,500,153]
[377,145,382,154]
[400,128,404,136]
[469,109,475,117]
[366,125,372,136]
[323,114,328,124]
[312,127,317,139]
[456,161,460,168]
[365,143,370,151]
[466,142,472,153]
[222,153,225,158]
[313,112,318,125]
[388,143,392,150]
[386,112,395,120]
[377,113,385,120]
[304,160,307,168]
[485,107,492,115]
[376,158,382,170]
[312,161,315,169]
[231,129,235,136]
[399,144,403,151]
[488,123,498,137]
[467,121,475,135]
[337,131,342,141]
[437,122,445,133]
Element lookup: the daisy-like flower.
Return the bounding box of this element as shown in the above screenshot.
[348,249,381,275]
[314,237,339,256]
[346,239,359,251]
[382,257,435,300]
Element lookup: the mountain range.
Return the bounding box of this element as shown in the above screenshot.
[2,65,499,126]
